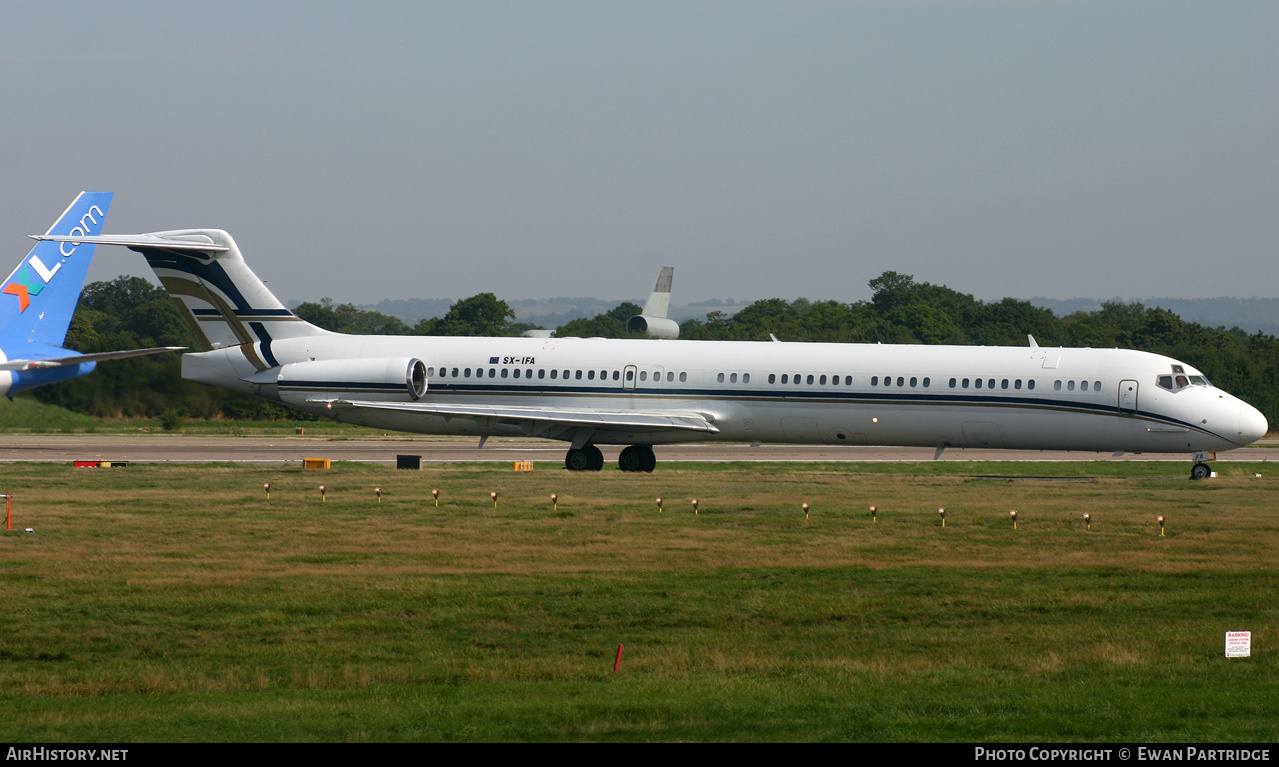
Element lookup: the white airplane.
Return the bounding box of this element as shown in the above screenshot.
[625,266,680,339]
[0,192,181,396]
[39,228,1267,478]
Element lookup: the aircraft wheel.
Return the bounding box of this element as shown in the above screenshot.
[566,448,594,472]
[618,445,650,473]
[586,445,604,471]
[1190,462,1212,481]
[641,448,656,473]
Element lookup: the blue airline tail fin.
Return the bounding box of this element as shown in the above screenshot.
[0,192,113,346]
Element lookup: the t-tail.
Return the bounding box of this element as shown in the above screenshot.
[1,192,112,346]
[31,229,332,370]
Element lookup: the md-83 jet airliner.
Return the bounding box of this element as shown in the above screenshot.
[42,228,1267,478]
[0,192,181,396]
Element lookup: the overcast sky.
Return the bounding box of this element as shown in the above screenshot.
[2,1,1277,306]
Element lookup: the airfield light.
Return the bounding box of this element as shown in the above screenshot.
[1084,513,1092,531]
[2,493,11,532]
[871,417,879,424]
[491,491,498,509]
[692,499,699,515]
[551,493,558,511]
[656,497,663,514]
[432,489,439,507]
[870,505,877,523]
[803,503,809,520]
[1158,516,1165,537]
[1010,510,1018,530]
[939,507,946,528]
[375,487,382,503]
[319,485,326,503]
[264,483,270,501]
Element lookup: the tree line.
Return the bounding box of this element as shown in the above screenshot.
[28,272,1279,427]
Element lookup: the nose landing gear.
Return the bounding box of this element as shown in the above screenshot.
[1189,451,1215,481]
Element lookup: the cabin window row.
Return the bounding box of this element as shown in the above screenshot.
[427,367,689,383]
[949,378,1037,390]
[766,374,856,385]
[1053,380,1101,392]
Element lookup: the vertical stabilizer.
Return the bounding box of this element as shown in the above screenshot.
[0,192,112,345]
[641,266,674,319]
[32,229,335,371]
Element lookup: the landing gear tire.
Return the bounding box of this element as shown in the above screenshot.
[566,445,604,472]
[618,445,656,473]
[1190,462,1211,481]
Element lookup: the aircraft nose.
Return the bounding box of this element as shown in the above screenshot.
[1237,403,1268,446]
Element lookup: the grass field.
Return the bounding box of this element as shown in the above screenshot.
[0,459,1276,742]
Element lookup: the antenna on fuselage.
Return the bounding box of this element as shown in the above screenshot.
[1028,335,1040,348]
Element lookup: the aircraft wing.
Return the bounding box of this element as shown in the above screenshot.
[0,347,185,371]
[319,399,719,436]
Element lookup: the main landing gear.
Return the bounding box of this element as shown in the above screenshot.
[617,445,656,473]
[563,444,656,472]
[565,444,604,472]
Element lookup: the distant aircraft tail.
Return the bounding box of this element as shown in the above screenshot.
[1,192,112,346]
[30,229,332,364]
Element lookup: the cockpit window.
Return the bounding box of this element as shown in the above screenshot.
[1157,366,1209,392]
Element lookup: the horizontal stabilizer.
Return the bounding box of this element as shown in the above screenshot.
[318,399,719,434]
[30,233,229,252]
[0,346,184,371]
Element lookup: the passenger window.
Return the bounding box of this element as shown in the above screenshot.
[612,371,619,381]
[743,374,751,383]
[539,369,546,379]
[782,374,789,384]
[679,372,687,382]
[502,369,509,378]
[923,378,930,387]
[1027,380,1035,390]
[513,369,520,379]
[489,368,497,378]
[819,375,827,385]
[588,371,596,380]
[1067,381,1075,391]
[910,377,917,387]
[769,374,777,384]
[1014,379,1021,390]
[988,379,995,389]
[626,370,633,381]
[667,372,674,382]
[975,379,983,389]
[1001,379,1008,389]
[807,375,814,385]
[871,376,878,386]
[639,371,647,382]
[730,373,738,383]
[575,370,583,380]
[551,370,558,379]
[717,373,725,383]
[527,369,534,379]
[1054,380,1062,390]
[949,378,957,388]
[962,378,970,388]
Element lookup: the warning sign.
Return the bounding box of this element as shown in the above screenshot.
[1225,631,1251,658]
